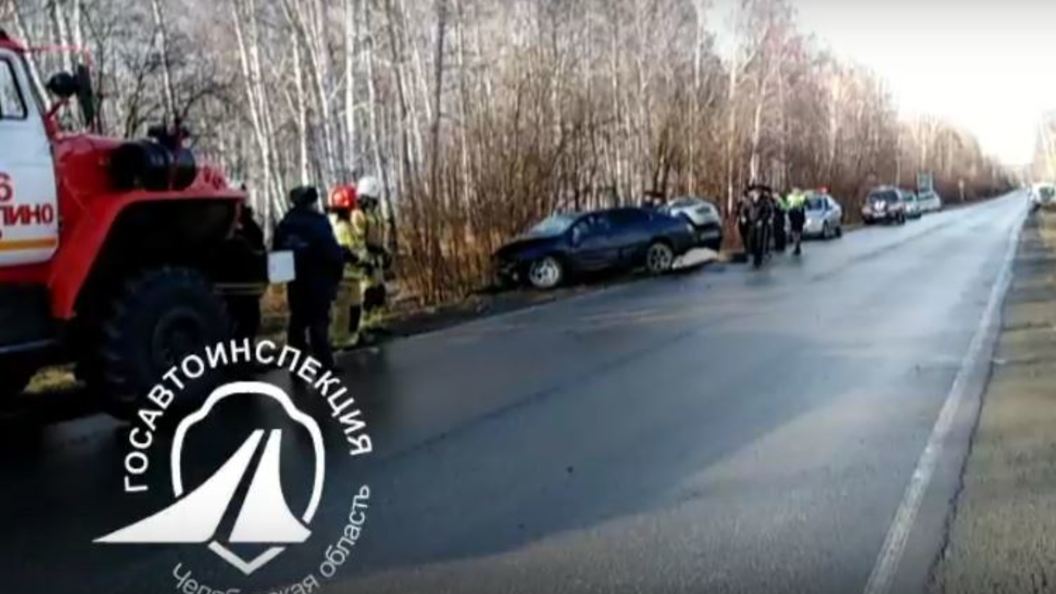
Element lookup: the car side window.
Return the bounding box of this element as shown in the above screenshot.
[571,219,589,243]
[0,59,27,120]
[609,209,647,227]
[592,214,614,234]
[572,215,610,242]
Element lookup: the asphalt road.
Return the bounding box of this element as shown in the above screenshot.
[0,194,1026,594]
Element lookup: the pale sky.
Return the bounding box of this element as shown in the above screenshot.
[710,0,1056,165]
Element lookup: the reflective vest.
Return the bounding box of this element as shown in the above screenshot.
[351,208,385,287]
[331,216,361,280]
[332,217,353,249]
[363,210,384,249]
[350,209,369,256]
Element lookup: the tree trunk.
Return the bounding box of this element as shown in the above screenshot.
[344,0,358,178]
[149,0,176,120]
[364,0,397,253]
[430,0,447,201]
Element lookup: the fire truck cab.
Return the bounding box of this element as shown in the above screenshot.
[0,30,282,418]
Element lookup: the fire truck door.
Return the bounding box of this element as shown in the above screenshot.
[0,50,58,267]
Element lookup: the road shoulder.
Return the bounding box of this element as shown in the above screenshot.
[932,209,1056,593]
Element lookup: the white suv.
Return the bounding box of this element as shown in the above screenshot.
[662,196,724,250]
[1030,183,1055,208]
[916,189,943,213]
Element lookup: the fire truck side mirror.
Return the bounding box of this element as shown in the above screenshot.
[45,72,79,99]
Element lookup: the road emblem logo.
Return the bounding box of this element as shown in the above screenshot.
[96,382,325,574]
[95,339,374,591]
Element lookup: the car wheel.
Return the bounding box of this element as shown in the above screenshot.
[835,225,843,238]
[527,256,564,291]
[645,241,676,275]
[821,222,831,240]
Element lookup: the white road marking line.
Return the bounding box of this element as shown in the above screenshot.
[862,206,1025,594]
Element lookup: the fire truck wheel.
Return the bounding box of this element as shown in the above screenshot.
[0,360,34,400]
[97,267,232,420]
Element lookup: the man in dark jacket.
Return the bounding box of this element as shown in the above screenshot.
[228,202,267,342]
[772,193,788,253]
[273,186,345,369]
[739,184,776,264]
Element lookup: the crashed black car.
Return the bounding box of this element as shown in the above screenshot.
[494,207,696,290]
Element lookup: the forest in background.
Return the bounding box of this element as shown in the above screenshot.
[2,0,1014,304]
[1033,111,1056,182]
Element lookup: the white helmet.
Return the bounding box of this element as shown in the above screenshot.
[357,175,382,199]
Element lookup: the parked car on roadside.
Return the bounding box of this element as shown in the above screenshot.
[802,192,843,239]
[861,187,907,225]
[916,189,943,213]
[494,207,696,290]
[1030,183,1055,209]
[902,190,923,219]
[661,196,724,250]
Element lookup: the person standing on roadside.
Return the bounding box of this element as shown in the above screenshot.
[772,191,788,253]
[273,186,344,369]
[353,176,390,339]
[736,188,753,255]
[227,200,266,341]
[641,190,666,210]
[786,187,808,256]
[328,185,364,349]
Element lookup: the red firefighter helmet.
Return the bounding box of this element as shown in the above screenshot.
[329,184,358,210]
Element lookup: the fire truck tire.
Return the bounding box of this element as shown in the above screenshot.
[96,267,232,420]
[0,360,34,400]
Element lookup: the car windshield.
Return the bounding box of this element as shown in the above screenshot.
[806,198,826,210]
[870,191,899,203]
[527,214,577,236]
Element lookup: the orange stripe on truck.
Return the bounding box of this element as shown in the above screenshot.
[0,237,58,251]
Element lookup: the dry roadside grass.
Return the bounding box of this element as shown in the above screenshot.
[26,364,78,394]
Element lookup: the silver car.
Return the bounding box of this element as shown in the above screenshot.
[916,190,943,213]
[662,196,724,250]
[802,193,843,239]
[902,190,923,219]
